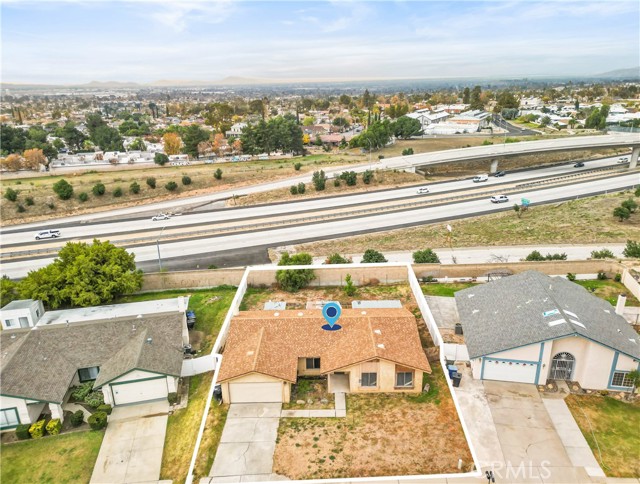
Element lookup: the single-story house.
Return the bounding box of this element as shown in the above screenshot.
[218,308,431,404]
[0,298,189,430]
[455,271,640,390]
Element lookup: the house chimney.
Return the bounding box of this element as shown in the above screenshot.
[615,294,627,316]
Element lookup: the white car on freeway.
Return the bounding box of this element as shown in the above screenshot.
[152,214,171,221]
[490,195,509,204]
[416,187,429,194]
[35,229,61,240]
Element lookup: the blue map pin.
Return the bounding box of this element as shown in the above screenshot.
[322,302,342,331]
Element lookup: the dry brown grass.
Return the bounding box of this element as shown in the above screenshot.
[297,191,640,256]
[273,363,472,480]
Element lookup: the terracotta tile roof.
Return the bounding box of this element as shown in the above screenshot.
[218,308,431,383]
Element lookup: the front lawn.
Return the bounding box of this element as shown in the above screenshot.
[421,282,478,297]
[565,394,640,478]
[273,362,471,479]
[118,287,235,484]
[573,280,640,307]
[0,430,104,484]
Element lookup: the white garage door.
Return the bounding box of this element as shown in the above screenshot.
[483,359,537,384]
[112,376,168,406]
[228,382,282,403]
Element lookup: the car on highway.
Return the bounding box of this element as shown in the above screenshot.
[490,195,509,204]
[618,157,629,163]
[494,171,506,177]
[573,162,585,168]
[473,174,489,182]
[416,187,429,194]
[152,214,171,221]
[35,229,61,240]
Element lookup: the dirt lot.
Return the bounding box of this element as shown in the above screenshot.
[297,191,640,255]
[273,363,472,480]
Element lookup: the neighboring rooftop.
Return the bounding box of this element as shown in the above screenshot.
[1,299,38,310]
[218,308,431,383]
[37,297,187,327]
[352,300,402,309]
[455,271,640,360]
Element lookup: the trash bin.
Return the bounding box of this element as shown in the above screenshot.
[455,323,463,335]
[452,372,462,387]
[447,364,458,379]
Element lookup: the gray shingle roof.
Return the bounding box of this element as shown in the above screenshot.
[0,314,184,403]
[455,271,640,360]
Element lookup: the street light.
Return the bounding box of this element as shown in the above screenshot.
[156,226,166,271]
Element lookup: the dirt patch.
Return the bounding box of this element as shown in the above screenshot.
[284,378,335,410]
[273,366,472,479]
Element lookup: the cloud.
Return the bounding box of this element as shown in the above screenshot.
[146,0,237,32]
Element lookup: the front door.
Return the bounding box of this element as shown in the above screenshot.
[550,352,575,380]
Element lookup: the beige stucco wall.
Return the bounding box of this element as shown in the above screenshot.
[488,342,542,362]
[617,352,639,372]
[297,357,322,377]
[337,359,423,394]
[220,372,291,403]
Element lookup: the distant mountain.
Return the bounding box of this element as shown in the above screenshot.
[82,80,142,88]
[594,67,639,79]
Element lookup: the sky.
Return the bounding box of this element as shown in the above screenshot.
[1,0,639,84]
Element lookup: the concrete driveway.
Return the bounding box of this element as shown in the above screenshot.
[206,403,285,483]
[90,401,169,484]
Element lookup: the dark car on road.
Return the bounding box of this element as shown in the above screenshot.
[574,162,585,168]
[494,171,506,177]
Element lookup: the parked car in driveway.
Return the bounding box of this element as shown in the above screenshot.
[573,162,585,168]
[152,214,171,221]
[494,171,506,177]
[490,195,509,204]
[416,187,429,194]
[35,229,61,240]
[473,174,489,182]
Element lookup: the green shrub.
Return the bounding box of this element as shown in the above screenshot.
[165,181,178,191]
[294,162,302,171]
[88,412,108,430]
[78,192,89,202]
[15,424,31,440]
[4,187,18,202]
[401,148,414,156]
[92,183,106,196]
[614,273,622,282]
[344,274,356,296]
[297,182,306,194]
[85,391,105,408]
[129,182,140,194]
[362,170,374,184]
[621,198,638,213]
[154,152,169,165]
[214,168,223,180]
[53,179,74,200]
[597,271,608,280]
[362,249,387,263]
[566,273,576,281]
[16,204,25,213]
[182,175,192,185]
[46,202,55,210]
[525,250,567,261]
[290,185,298,195]
[146,177,157,189]
[25,196,34,206]
[325,253,351,264]
[333,178,340,187]
[623,240,640,258]
[276,252,316,292]
[29,419,46,439]
[339,171,357,186]
[591,248,614,259]
[70,410,84,427]
[635,186,640,197]
[71,381,93,401]
[413,249,441,264]
[168,392,178,405]
[112,187,123,197]
[97,404,112,415]
[46,418,62,436]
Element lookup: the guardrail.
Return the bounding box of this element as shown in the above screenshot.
[2,168,634,261]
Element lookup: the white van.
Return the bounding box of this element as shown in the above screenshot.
[416,187,429,194]
[473,174,489,183]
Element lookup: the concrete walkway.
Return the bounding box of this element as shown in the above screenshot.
[90,401,169,484]
[62,402,92,421]
[209,403,283,483]
[542,398,607,481]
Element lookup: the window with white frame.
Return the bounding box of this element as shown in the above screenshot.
[4,319,16,328]
[361,372,377,387]
[305,358,321,370]
[0,408,20,428]
[611,371,634,388]
[78,366,100,382]
[395,371,414,387]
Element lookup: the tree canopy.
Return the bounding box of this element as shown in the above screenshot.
[275,252,316,292]
[240,116,304,155]
[19,239,143,309]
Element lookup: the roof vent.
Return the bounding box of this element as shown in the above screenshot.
[298,312,304,316]
[247,350,254,356]
[374,329,382,335]
[274,312,279,317]
[467,294,475,298]
[629,339,637,345]
[377,343,385,349]
[361,311,367,315]
[132,324,136,331]
[10,334,16,339]
[472,309,479,314]
[137,314,143,319]
[146,337,153,344]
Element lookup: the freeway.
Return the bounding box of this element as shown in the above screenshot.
[3,133,638,230]
[2,171,638,278]
[0,156,630,245]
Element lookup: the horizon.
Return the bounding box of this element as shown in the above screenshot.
[2,0,639,85]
